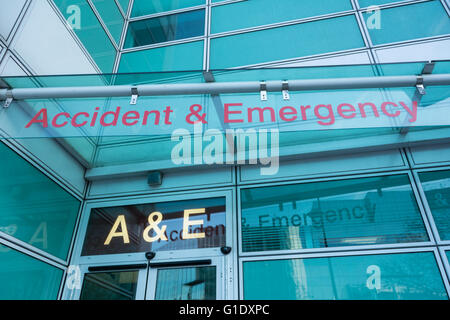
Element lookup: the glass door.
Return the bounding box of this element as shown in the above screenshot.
[78,268,146,300]
[65,189,235,300]
[74,256,225,300]
[145,257,224,300]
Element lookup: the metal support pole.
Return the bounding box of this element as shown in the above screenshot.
[0,74,449,101]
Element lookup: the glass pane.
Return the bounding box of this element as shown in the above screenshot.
[125,9,205,48]
[212,0,353,34]
[447,251,450,264]
[119,41,204,72]
[0,142,81,260]
[243,252,448,300]
[241,175,428,252]
[53,0,117,72]
[358,0,402,7]
[0,244,63,300]
[155,266,216,300]
[91,0,124,45]
[131,0,204,17]
[80,271,139,300]
[419,170,450,241]
[81,197,226,256]
[363,1,450,45]
[210,15,364,69]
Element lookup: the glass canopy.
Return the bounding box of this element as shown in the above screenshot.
[0,62,449,172]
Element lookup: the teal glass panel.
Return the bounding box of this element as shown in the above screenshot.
[241,175,428,252]
[419,170,450,241]
[377,62,426,76]
[54,0,116,72]
[213,64,377,82]
[0,142,81,260]
[212,0,353,34]
[0,245,63,300]
[91,0,124,45]
[447,251,450,264]
[119,41,203,72]
[210,15,364,69]
[124,9,205,48]
[433,61,450,74]
[358,0,402,7]
[131,0,205,17]
[243,252,448,300]
[363,1,450,45]
[80,271,139,300]
[117,0,129,13]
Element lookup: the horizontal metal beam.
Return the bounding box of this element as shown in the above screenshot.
[1,74,450,100]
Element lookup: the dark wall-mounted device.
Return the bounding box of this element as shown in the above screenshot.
[145,251,156,260]
[147,171,163,186]
[220,246,232,255]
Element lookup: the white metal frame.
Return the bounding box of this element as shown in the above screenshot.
[0,236,67,300]
[0,0,31,46]
[110,0,450,72]
[46,0,102,74]
[413,166,450,246]
[145,256,225,300]
[438,245,450,281]
[237,170,438,258]
[63,186,238,300]
[237,148,409,185]
[238,247,450,300]
[406,147,450,169]
[1,0,450,301]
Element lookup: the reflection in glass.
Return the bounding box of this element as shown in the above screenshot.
[53,0,116,72]
[119,41,204,72]
[241,175,428,252]
[155,266,216,300]
[131,0,204,17]
[125,10,205,48]
[80,271,139,300]
[243,252,448,300]
[210,15,364,68]
[419,170,450,240]
[81,197,226,256]
[91,0,124,45]
[0,244,63,300]
[211,0,353,34]
[0,142,81,260]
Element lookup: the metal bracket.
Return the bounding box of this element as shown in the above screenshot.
[282,80,290,101]
[260,81,267,101]
[3,90,13,108]
[416,76,426,95]
[421,61,435,75]
[130,87,138,105]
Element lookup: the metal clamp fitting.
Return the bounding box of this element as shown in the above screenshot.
[260,81,267,101]
[130,87,139,105]
[3,90,13,108]
[416,76,426,95]
[282,80,290,101]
